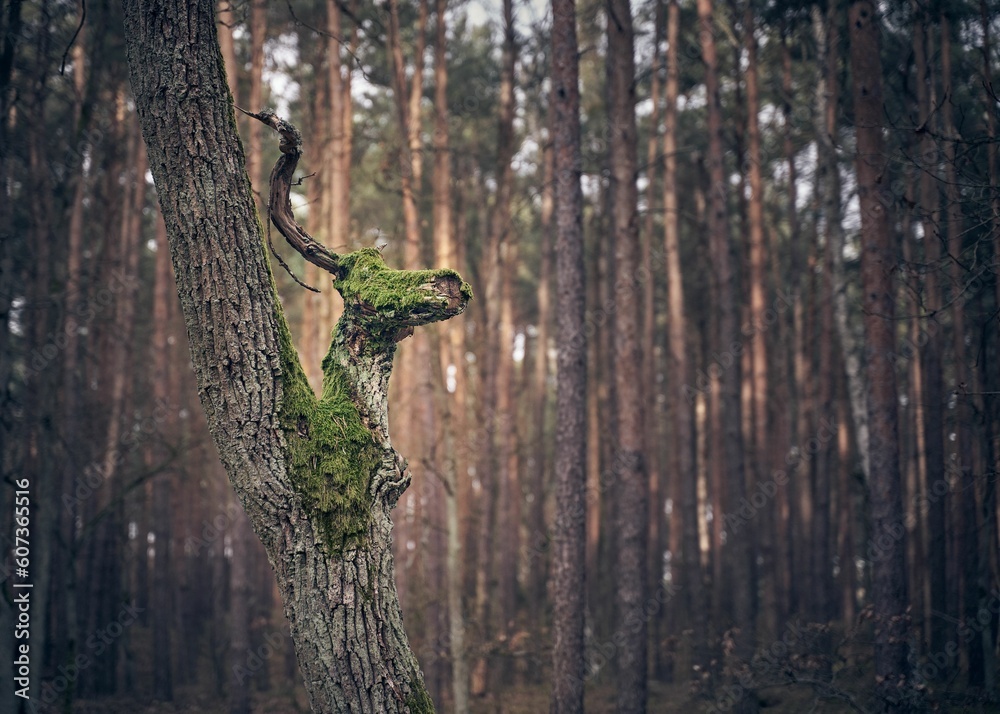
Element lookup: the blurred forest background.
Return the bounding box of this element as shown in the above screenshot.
[1,0,999,711]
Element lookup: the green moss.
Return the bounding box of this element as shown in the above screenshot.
[335,248,469,315]
[275,315,380,553]
[271,248,470,553]
[403,679,436,713]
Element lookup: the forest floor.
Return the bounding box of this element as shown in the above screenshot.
[65,677,1000,714]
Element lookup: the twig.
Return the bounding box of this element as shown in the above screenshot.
[59,0,86,75]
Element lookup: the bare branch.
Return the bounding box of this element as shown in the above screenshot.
[238,106,344,280]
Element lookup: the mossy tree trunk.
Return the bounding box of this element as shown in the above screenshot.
[121,1,470,712]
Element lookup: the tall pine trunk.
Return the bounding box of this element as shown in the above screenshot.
[606,0,648,710]
[848,3,914,709]
[549,0,587,707]
[698,0,755,709]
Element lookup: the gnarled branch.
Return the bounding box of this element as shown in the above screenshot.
[238,106,343,277]
[245,108,472,337]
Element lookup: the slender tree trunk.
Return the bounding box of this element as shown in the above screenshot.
[814,2,870,487]
[663,0,703,676]
[743,6,778,639]
[217,1,238,95]
[642,4,663,677]
[606,1,648,711]
[848,3,913,709]
[387,0,424,266]
[530,132,554,635]
[494,0,520,650]
[910,3,949,666]
[409,0,428,191]
[549,0,587,707]
[149,194,176,704]
[814,12,872,633]
[247,0,266,210]
[428,1,468,708]
[939,11,985,687]
[698,0,755,709]
[975,2,1000,684]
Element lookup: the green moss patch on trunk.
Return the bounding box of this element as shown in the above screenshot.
[275,313,380,553]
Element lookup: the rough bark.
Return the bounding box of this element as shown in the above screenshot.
[549,0,587,708]
[122,2,471,711]
[848,2,913,709]
[606,0,648,711]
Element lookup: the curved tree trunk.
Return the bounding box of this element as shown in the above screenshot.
[122,2,470,712]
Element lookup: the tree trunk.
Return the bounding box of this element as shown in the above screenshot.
[122,2,471,711]
[909,2,949,667]
[247,0,266,212]
[530,128,553,636]
[428,1,469,708]
[742,6,778,640]
[606,0,648,711]
[848,2,913,709]
[549,0,587,707]
[663,0,703,676]
[939,11,986,687]
[642,4,663,676]
[698,0,755,709]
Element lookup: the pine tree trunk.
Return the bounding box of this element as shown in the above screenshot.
[939,12,986,687]
[663,0,703,676]
[698,0,755,709]
[549,0,587,707]
[848,3,914,709]
[911,5,950,667]
[122,2,470,711]
[606,0,648,711]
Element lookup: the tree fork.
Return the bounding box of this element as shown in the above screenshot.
[122,2,470,711]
